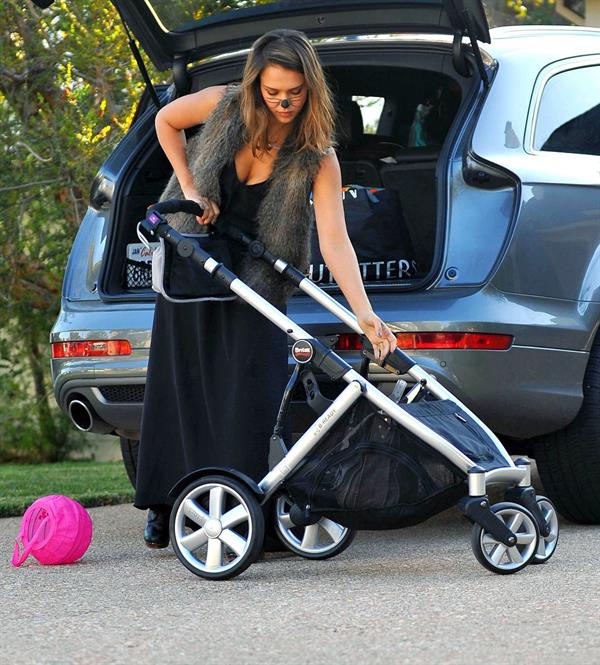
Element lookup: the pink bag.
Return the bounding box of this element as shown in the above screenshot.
[12,495,93,567]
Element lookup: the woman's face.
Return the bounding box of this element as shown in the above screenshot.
[259,64,307,125]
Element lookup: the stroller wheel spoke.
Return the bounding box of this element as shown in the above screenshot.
[506,513,523,533]
[180,528,208,551]
[481,534,498,546]
[319,518,345,543]
[209,487,225,519]
[206,538,223,569]
[507,546,523,565]
[515,532,536,545]
[301,524,320,549]
[490,543,507,565]
[278,513,295,529]
[219,529,247,557]
[183,499,209,527]
[221,504,248,530]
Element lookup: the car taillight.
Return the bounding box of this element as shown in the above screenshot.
[395,332,513,350]
[334,332,513,351]
[51,340,132,358]
[335,333,363,351]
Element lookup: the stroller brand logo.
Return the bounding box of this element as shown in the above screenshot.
[292,340,314,364]
[311,406,338,438]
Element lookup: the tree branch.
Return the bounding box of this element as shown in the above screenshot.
[0,178,65,192]
[13,140,52,163]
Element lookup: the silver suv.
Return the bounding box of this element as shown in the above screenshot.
[48,0,600,524]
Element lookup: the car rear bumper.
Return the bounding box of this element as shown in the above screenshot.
[50,285,599,440]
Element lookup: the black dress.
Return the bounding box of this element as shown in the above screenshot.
[134,160,288,510]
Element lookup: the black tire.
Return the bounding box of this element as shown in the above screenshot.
[278,526,356,560]
[170,475,264,581]
[532,337,600,524]
[119,437,139,489]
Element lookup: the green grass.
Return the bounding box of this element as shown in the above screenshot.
[0,461,134,518]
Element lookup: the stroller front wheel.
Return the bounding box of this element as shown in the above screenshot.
[170,475,264,580]
[530,496,559,564]
[471,502,539,575]
[274,494,355,560]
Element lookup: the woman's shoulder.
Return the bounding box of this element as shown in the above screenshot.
[196,84,229,116]
[157,85,231,129]
[314,148,340,176]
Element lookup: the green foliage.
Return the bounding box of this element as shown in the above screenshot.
[151,0,276,29]
[485,0,572,25]
[0,0,274,463]
[0,460,133,516]
[0,0,156,462]
[504,0,567,23]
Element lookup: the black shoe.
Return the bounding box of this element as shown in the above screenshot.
[144,508,170,549]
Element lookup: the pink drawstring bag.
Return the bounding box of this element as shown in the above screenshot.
[12,495,93,567]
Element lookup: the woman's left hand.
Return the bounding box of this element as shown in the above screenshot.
[357,311,398,364]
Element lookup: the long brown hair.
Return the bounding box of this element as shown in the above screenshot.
[239,29,335,155]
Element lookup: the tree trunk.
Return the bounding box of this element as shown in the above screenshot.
[26,327,58,461]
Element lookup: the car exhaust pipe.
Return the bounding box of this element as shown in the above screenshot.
[68,398,113,434]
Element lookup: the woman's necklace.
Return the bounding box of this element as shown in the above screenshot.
[267,133,287,151]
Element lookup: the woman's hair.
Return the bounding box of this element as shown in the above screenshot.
[240,29,335,155]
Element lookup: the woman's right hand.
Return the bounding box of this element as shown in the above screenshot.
[182,188,220,226]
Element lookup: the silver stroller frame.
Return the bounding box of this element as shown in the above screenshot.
[141,201,559,579]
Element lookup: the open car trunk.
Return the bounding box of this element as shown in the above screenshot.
[100,40,479,299]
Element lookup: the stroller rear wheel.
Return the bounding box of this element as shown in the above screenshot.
[471,502,539,575]
[170,475,264,580]
[274,495,355,559]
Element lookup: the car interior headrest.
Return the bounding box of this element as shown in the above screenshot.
[335,99,364,148]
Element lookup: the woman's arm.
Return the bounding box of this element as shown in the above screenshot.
[312,151,397,362]
[154,85,226,224]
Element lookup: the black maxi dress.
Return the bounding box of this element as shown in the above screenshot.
[134,160,288,510]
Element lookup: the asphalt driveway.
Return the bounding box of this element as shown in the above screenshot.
[2,500,599,665]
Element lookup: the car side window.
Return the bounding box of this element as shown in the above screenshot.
[352,96,385,134]
[534,65,600,156]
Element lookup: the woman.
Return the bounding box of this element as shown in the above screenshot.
[135,29,397,548]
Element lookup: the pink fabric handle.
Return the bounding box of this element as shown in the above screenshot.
[11,516,51,567]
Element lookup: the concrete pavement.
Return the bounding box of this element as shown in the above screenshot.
[1,502,599,664]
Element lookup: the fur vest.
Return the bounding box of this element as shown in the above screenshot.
[159,85,328,307]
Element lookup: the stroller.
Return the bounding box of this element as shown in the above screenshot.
[140,200,559,580]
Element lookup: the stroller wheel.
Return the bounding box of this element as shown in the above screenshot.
[471,502,539,575]
[170,475,264,581]
[530,496,559,564]
[274,495,355,560]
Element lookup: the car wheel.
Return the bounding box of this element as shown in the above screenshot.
[532,338,600,524]
[119,436,139,489]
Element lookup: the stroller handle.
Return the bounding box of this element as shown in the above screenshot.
[148,199,204,217]
[141,200,415,375]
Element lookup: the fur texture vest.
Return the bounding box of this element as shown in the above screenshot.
[159,85,328,307]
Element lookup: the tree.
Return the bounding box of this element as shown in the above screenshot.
[0,0,269,461]
[0,0,152,461]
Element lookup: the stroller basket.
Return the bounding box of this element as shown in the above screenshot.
[284,398,506,530]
